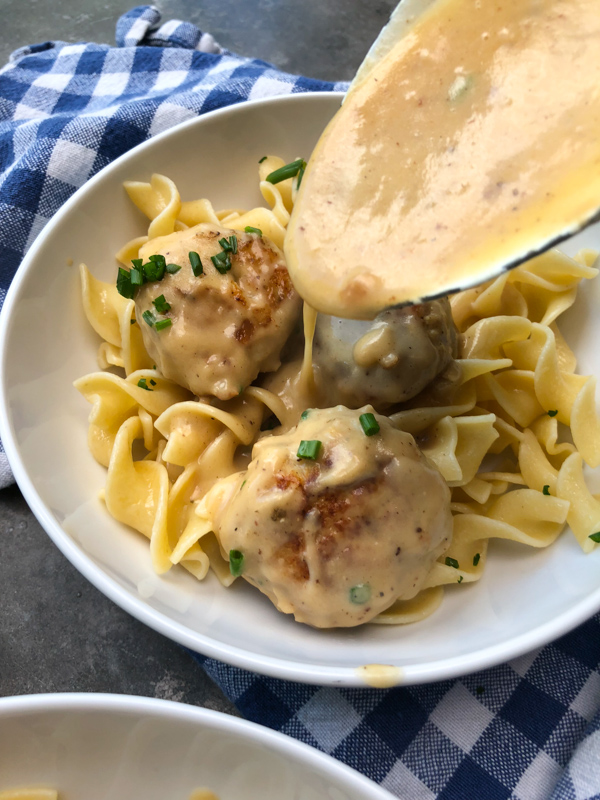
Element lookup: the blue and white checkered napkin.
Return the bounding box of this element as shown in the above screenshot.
[0,7,598,799]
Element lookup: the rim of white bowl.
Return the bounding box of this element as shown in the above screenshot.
[0,692,394,799]
[0,92,599,687]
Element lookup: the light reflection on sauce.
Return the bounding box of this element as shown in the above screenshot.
[356,664,403,688]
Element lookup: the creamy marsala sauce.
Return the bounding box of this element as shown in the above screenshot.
[201,407,452,628]
[285,0,600,319]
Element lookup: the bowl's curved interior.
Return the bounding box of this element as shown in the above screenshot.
[1,92,599,686]
[0,693,392,799]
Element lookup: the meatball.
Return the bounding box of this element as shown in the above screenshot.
[205,406,452,628]
[313,299,458,411]
[135,224,302,400]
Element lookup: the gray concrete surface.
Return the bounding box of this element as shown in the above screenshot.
[0,1,395,711]
[0,0,395,81]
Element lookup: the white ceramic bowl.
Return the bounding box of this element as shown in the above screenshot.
[1,93,599,687]
[0,693,393,799]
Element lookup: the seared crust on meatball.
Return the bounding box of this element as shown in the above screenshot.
[205,406,452,628]
[313,299,458,411]
[135,223,302,400]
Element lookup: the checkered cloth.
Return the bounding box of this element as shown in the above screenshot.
[0,6,598,799]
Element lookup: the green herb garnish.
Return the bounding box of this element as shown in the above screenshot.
[131,258,143,269]
[445,557,459,569]
[589,532,600,543]
[142,309,156,327]
[458,576,464,584]
[258,156,267,164]
[188,251,203,277]
[543,485,550,495]
[166,263,182,274]
[473,553,481,567]
[349,584,371,605]
[266,158,306,184]
[137,377,151,391]
[297,440,321,460]
[244,226,262,236]
[547,409,558,417]
[116,267,134,299]
[296,163,306,188]
[211,251,232,274]
[143,259,165,282]
[359,412,380,437]
[229,235,238,254]
[155,318,172,332]
[150,379,157,386]
[218,237,233,252]
[152,294,171,314]
[300,409,310,420]
[130,319,136,325]
[229,549,244,577]
[130,266,144,286]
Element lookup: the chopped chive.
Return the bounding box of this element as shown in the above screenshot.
[152,294,171,314]
[473,553,481,567]
[542,485,550,496]
[547,409,558,417]
[359,412,380,437]
[142,309,156,327]
[148,254,166,267]
[218,237,233,252]
[188,251,203,277]
[589,532,600,543]
[211,251,232,274]
[301,409,310,420]
[445,557,459,569]
[229,235,238,254]
[297,439,321,460]
[166,262,182,274]
[131,258,143,269]
[155,318,172,332]
[143,259,165,282]
[349,583,371,605]
[266,158,306,184]
[258,156,267,163]
[149,379,157,386]
[130,266,144,286]
[137,378,151,391]
[296,163,305,188]
[130,319,136,325]
[116,267,134,299]
[244,226,262,236]
[240,480,247,490]
[229,549,244,577]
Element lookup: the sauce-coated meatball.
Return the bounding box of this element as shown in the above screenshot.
[204,406,452,627]
[313,299,458,410]
[135,224,302,400]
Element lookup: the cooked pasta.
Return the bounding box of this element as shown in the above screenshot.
[75,155,600,627]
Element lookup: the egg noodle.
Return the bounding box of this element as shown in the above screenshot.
[75,156,600,626]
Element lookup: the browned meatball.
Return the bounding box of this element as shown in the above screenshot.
[202,406,452,628]
[313,299,458,411]
[135,224,302,400]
